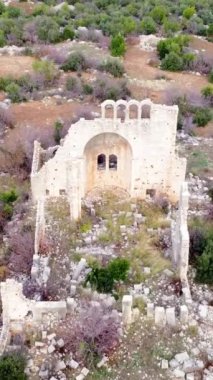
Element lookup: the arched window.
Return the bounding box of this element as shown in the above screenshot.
[141,104,151,119]
[97,154,106,170]
[109,154,117,170]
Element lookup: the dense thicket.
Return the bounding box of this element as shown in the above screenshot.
[0,0,212,46]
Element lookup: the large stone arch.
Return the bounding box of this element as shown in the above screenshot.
[83,132,132,194]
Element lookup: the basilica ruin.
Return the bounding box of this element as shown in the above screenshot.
[0,99,192,365]
[31,99,186,220]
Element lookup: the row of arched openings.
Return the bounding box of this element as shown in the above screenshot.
[97,154,117,170]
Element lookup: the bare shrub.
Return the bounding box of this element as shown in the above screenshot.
[8,229,34,274]
[23,278,42,300]
[77,28,104,44]
[154,194,170,214]
[58,300,121,365]
[23,21,38,44]
[0,107,14,135]
[35,45,68,66]
[155,229,171,251]
[73,106,95,122]
[93,75,130,101]
[205,204,213,221]
[191,54,213,75]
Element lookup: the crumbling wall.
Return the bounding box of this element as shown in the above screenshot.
[31,99,186,221]
[0,279,67,349]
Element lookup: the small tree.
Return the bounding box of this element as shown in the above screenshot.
[53,120,63,144]
[140,16,157,35]
[62,25,75,41]
[61,52,87,71]
[202,85,213,105]
[32,60,57,83]
[99,59,124,77]
[183,6,196,20]
[0,353,27,380]
[5,83,23,103]
[151,5,168,24]
[209,69,213,83]
[110,34,126,57]
[193,108,212,127]
[0,30,5,47]
[195,240,213,284]
[161,52,184,71]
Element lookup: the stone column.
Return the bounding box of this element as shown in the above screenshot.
[73,258,87,281]
[122,295,133,326]
[180,305,188,324]
[67,160,81,220]
[166,307,176,326]
[155,307,166,326]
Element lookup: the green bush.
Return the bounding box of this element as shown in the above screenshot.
[66,76,78,91]
[6,6,22,18]
[61,52,87,71]
[161,52,184,71]
[5,83,23,103]
[36,16,61,43]
[163,18,180,35]
[0,189,18,204]
[0,77,14,91]
[202,85,213,106]
[209,69,213,83]
[53,120,63,144]
[83,83,93,95]
[99,59,124,77]
[183,52,196,69]
[108,258,130,281]
[208,188,213,202]
[183,6,196,19]
[193,108,212,127]
[0,353,27,380]
[61,25,75,40]
[140,16,157,34]
[110,34,126,57]
[0,1,5,14]
[32,60,57,82]
[2,203,13,219]
[85,258,130,293]
[0,30,5,47]
[157,35,189,60]
[195,240,213,284]
[150,5,168,24]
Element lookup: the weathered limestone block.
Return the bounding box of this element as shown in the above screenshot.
[122,295,133,325]
[155,306,166,326]
[180,305,189,324]
[166,307,176,326]
[147,303,155,319]
[73,258,87,280]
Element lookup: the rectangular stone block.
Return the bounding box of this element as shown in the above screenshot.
[155,306,166,326]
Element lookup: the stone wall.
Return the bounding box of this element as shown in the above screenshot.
[31,99,186,220]
[0,279,67,340]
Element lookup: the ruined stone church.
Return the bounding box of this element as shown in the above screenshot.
[31,99,186,219]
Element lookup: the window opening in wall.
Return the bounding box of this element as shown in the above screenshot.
[109,154,117,170]
[141,104,151,119]
[97,154,106,170]
[146,189,156,198]
[59,189,66,195]
[46,189,49,195]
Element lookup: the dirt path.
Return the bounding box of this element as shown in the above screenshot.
[0,56,35,78]
[124,38,209,101]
